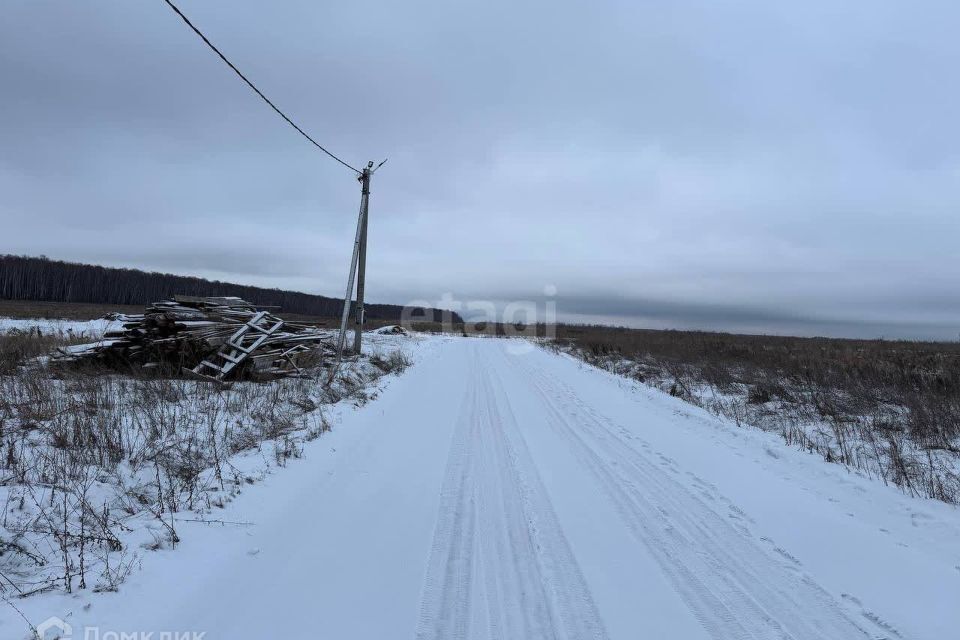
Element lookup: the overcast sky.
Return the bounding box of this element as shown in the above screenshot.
[2,1,959,339]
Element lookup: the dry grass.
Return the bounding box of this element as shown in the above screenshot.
[0,328,407,597]
[0,332,88,375]
[552,325,960,503]
[0,300,145,321]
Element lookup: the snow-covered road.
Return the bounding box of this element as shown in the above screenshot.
[20,337,960,640]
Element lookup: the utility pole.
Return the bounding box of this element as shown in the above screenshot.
[334,160,382,370]
[353,164,371,353]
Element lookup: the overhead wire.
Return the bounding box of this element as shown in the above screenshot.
[160,0,361,174]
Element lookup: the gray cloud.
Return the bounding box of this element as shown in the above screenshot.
[2,0,959,339]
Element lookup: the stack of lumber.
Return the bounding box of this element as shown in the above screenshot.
[54,295,335,381]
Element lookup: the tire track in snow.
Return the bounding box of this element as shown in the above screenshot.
[477,352,608,640]
[415,367,482,640]
[509,349,888,640]
[415,345,608,640]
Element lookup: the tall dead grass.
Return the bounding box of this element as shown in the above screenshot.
[0,330,401,597]
[553,325,960,503]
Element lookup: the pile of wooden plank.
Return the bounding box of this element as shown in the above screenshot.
[54,295,335,381]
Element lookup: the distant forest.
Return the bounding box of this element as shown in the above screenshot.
[0,255,458,322]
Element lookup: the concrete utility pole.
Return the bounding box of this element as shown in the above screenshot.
[353,164,371,353]
[333,159,384,374]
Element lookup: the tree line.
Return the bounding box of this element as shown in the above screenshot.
[0,255,458,322]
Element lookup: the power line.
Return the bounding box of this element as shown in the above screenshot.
[160,0,361,174]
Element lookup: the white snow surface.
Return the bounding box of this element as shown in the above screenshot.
[6,336,960,640]
[0,317,123,337]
